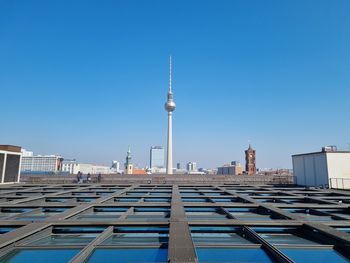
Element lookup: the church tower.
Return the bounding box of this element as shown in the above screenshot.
[125,146,133,175]
[245,144,256,175]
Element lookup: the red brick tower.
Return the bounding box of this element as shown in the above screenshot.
[245,144,256,175]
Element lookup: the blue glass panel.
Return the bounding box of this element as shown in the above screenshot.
[0,227,16,234]
[102,233,168,245]
[211,198,236,202]
[1,208,33,213]
[182,198,208,202]
[190,226,237,232]
[116,227,169,233]
[134,207,170,212]
[29,234,98,245]
[53,227,106,233]
[185,207,218,212]
[46,198,70,203]
[94,207,129,212]
[16,216,48,221]
[336,227,350,233]
[226,208,253,212]
[77,198,97,202]
[0,249,80,263]
[115,198,140,202]
[280,248,349,263]
[43,207,68,213]
[196,248,274,263]
[87,248,168,263]
[144,198,171,203]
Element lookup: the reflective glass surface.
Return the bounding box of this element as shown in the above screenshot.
[29,234,98,245]
[0,249,80,263]
[196,248,274,263]
[87,248,168,263]
[280,248,349,263]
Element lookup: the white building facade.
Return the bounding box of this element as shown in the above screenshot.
[21,154,63,173]
[292,149,350,189]
[61,160,112,174]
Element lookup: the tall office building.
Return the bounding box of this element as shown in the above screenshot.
[164,56,176,174]
[150,146,165,168]
[176,163,181,169]
[245,144,256,175]
[187,162,197,172]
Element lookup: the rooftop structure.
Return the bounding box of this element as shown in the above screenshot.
[0,145,22,184]
[0,181,350,262]
[292,147,350,189]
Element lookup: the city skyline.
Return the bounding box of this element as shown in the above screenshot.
[1,1,349,169]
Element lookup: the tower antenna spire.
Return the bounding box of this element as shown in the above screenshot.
[169,55,172,92]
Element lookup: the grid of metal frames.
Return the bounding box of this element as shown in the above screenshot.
[0,183,350,262]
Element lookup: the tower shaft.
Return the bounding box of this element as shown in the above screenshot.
[166,112,173,174]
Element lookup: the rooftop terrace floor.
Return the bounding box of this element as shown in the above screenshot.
[0,182,349,262]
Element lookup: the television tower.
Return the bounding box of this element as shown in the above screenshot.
[164,56,176,174]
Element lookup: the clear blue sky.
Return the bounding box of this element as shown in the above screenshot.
[1,0,349,169]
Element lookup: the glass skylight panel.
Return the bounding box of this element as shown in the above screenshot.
[0,207,33,219]
[185,207,230,220]
[251,227,321,246]
[284,208,339,221]
[196,247,274,263]
[126,192,148,196]
[127,207,170,220]
[102,226,169,245]
[73,207,129,220]
[28,234,98,246]
[77,197,98,202]
[335,227,350,233]
[87,248,168,263]
[190,226,255,245]
[45,197,71,203]
[0,249,81,263]
[144,198,171,203]
[182,197,209,203]
[114,197,141,202]
[0,226,17,234]
[316,208,350,220]
[226,207,286,221]
[279,248,349,263]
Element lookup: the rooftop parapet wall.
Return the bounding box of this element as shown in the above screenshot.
[20,173,294,185]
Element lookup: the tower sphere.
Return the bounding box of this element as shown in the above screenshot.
[165,100,176,112]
